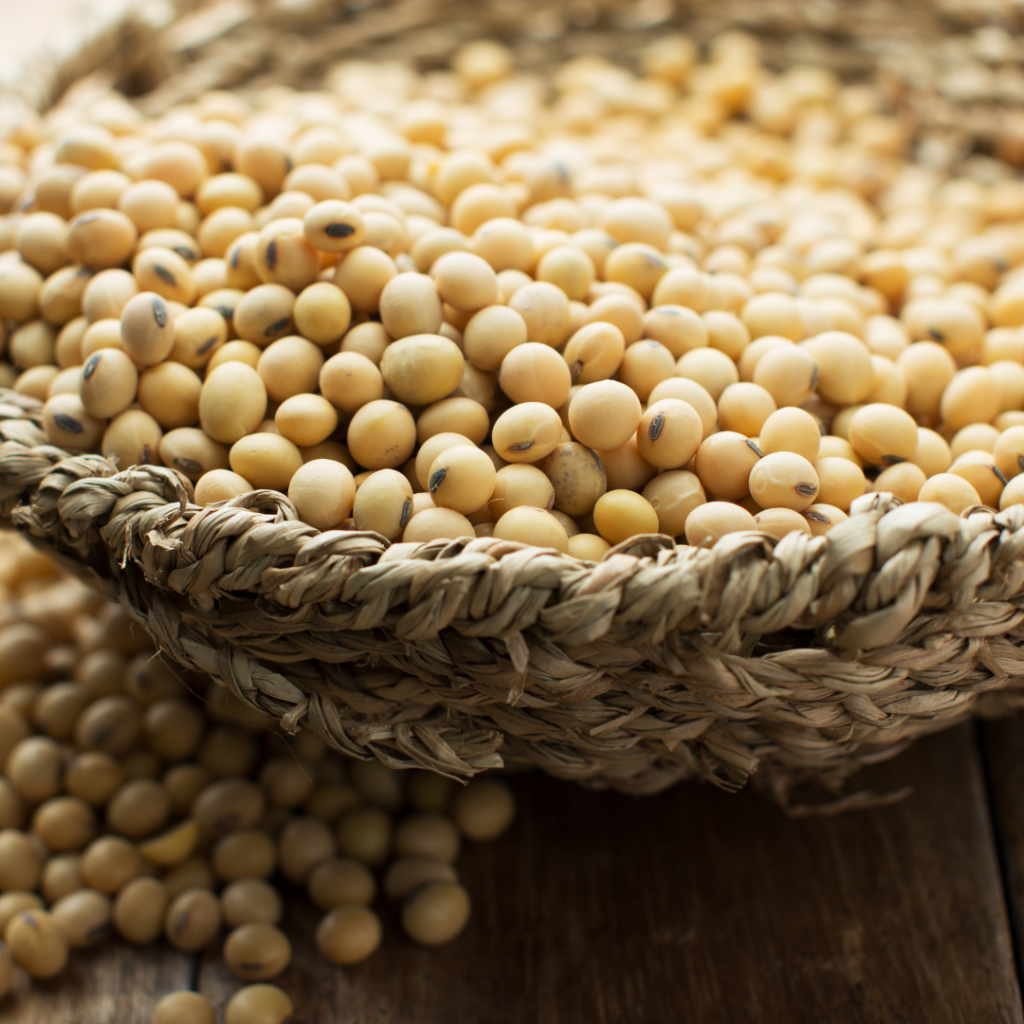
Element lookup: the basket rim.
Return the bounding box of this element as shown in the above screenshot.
[3,385,1024,796]
[0,385,1002,650]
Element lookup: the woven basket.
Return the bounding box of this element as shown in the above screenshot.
[4,0,1024,801]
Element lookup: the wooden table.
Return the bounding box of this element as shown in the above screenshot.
[3,718,1023,1023]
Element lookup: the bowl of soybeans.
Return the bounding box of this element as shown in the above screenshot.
[4,0,1024,1017]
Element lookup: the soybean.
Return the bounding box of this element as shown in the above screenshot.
[491,403,563,464]
[637,399,703,469]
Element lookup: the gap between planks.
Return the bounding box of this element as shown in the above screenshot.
[982,715,1024,1005]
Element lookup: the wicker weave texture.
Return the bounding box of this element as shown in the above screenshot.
[2,393,1024,796]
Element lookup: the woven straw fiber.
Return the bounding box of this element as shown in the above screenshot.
[5,0,1024,800]
[4,392,1024,799]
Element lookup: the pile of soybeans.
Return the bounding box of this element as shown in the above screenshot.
[2,36,1024,551]
[0,531,515,1022]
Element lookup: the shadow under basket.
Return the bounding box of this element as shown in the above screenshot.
[2,389,1024,803]
[6,0,1024,804]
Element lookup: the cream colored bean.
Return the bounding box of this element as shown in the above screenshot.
[352,469,413,539]
[159,429,229,482]
[847,404,919,466]
[229,434,303,491]
[918,473,982,514]
[873,462,927,502]
[493,506,569,551]
[636,399,703,469]
[815,457,867,512]
[316,905,382,965]
[499,342,572,408]
[508,281,571,346]
[287,459,356,530]
[225,985,293,1024]
[232,283,295,346]
[427,447,496,515]
[415,397,489,446]
[195,470,253,505]
[152,991,215,1024]
[684,502,757,546]
[380,334,464,405]
[168,307,227,369]
[274,394,338,447]
[291,282,351,347]
[492,403,563,464]
[347,400,417,470]
[641,471,706,538]
[462,306,528,372]
[592,490,659,545]
[137,362,202,429]
[568,381,642,452]
[403,507,475,543]
[199,363,267,444]
[303,200,366,253]
[334,246,398,313]
[6,909,68,978]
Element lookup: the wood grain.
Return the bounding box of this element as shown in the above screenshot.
[0,940,192,1023]
[0,724,1017,1022]
[196,724,1023,1024]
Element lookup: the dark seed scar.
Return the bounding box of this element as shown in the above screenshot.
[54,413,83,434]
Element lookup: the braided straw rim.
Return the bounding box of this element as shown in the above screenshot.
[2,391,1024,798]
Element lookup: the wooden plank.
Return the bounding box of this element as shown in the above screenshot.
[199,723,1022,1024]
[0,942,193,1023]
[983,716,1024,987]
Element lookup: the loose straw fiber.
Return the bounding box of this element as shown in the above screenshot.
[5,0,1024,799]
